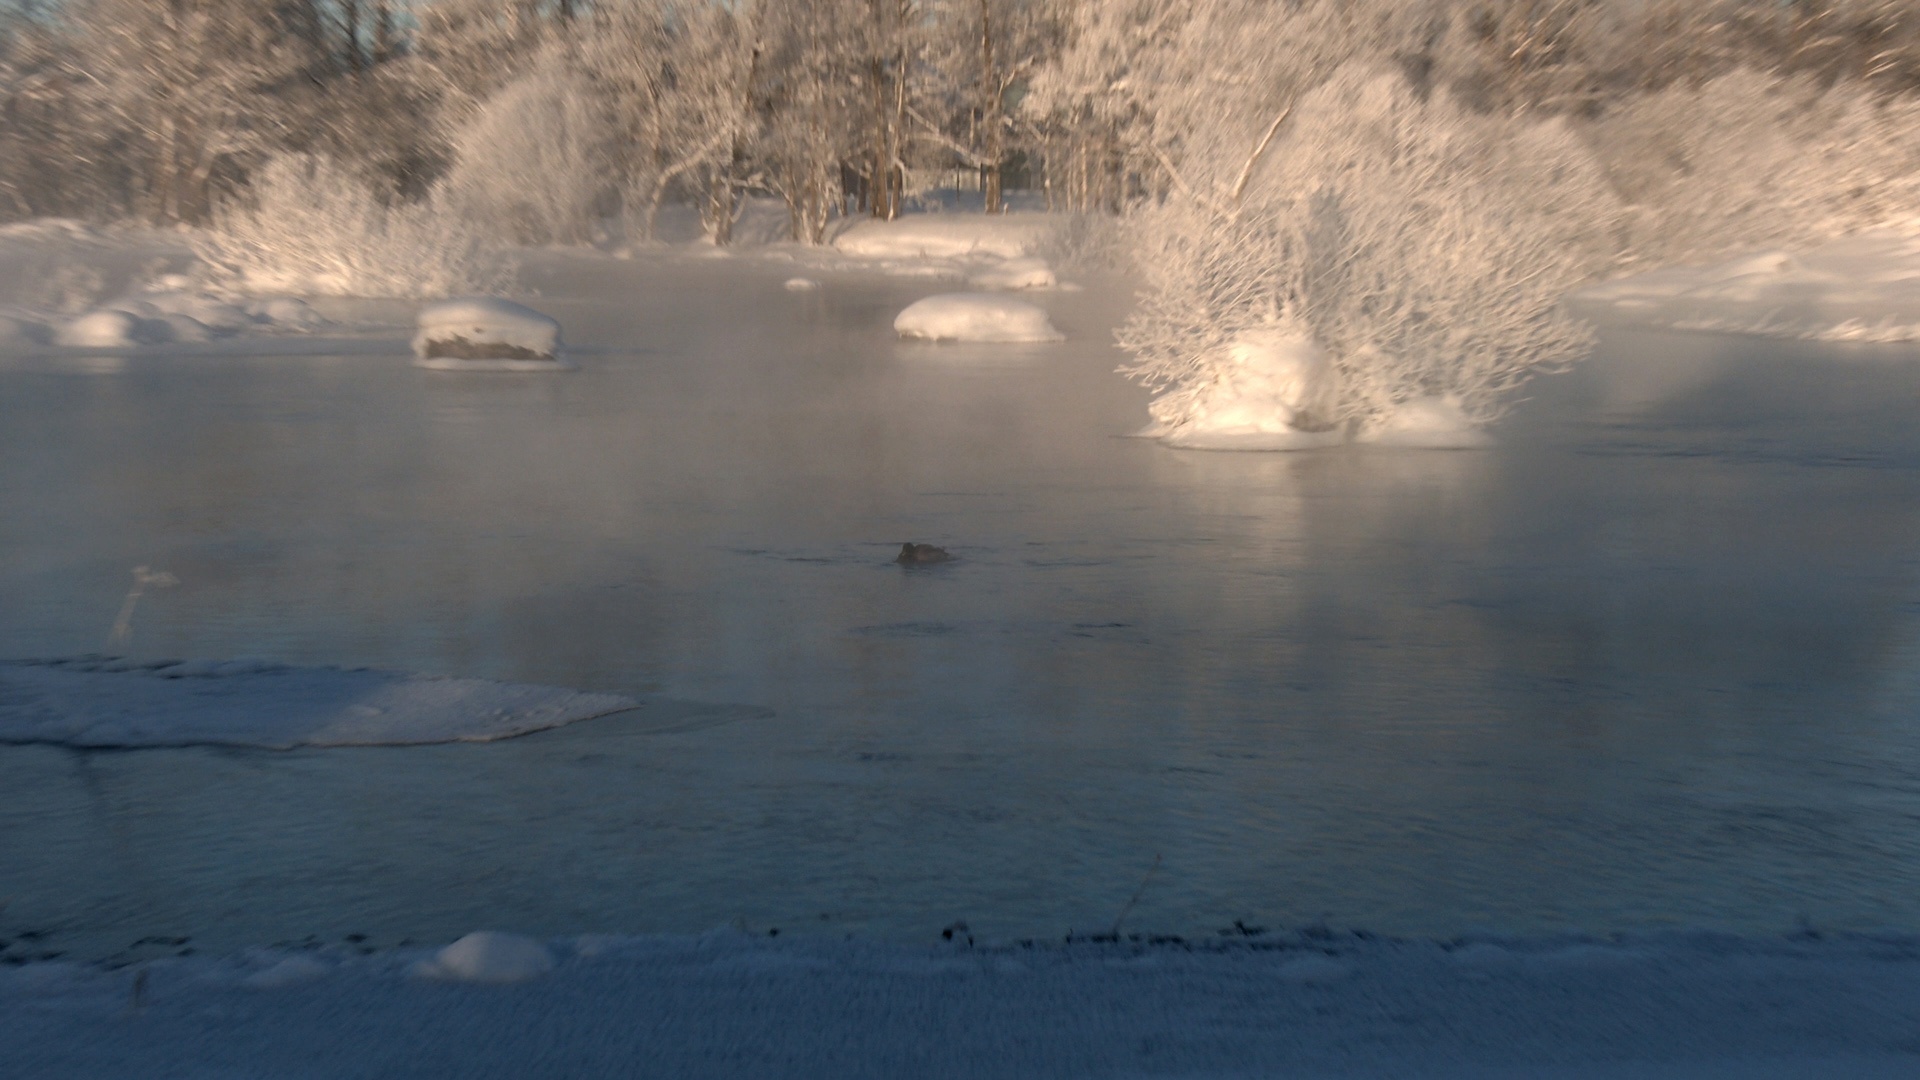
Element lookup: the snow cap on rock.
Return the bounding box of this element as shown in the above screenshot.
[894,293,1063,343]
[413,297,565,368]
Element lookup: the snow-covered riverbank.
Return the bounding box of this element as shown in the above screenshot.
[9,930,1920,1078]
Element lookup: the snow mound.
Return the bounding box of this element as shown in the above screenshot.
[894,293,1063,343]
[411,932,555,984]
[142,292,253,333]
[834,215,1058,260]
[1154,330,1344,450]
[0,657,638,749]
[413,297,567,370]
[967,256,1057,290]
[783,277,819,291]
[1574,228,1920,342]
[1357,396,1492,449]
[53,310,142,348]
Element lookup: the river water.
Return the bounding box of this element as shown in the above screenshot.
[5,253,1920,961]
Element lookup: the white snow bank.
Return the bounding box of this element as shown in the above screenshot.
[1574,226,1920,341]
[894,293,1064,343]
[834,215,1058,261]
[0,657,637,749]
[412,297,566,370]
[1153,330,1346,450]
[410,932,555,984]
[967,256,1057,290]
[8,932,1920,1078]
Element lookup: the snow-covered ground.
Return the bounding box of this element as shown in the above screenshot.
[1574,224,1920,342]
[9,930,1920,1078]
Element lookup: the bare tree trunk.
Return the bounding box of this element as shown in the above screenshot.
[979,0,1002,214]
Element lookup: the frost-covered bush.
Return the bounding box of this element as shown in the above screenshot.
[440,63,615,246]
[194,156,510,299]
[1121,65,1622,440]
[1586,70,1920,266]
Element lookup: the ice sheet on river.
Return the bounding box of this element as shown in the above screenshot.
[0,657,638,749]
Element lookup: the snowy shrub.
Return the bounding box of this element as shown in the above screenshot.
[194,156,510,299]
[1120,65,1622,440]
[441,63,615,246]
[1586,70,1920,266]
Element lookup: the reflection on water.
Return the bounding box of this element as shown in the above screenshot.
[4,258,1920,960]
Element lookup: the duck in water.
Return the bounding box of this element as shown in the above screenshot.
[896,543,952,565]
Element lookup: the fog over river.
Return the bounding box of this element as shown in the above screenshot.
[5,254,1920,962]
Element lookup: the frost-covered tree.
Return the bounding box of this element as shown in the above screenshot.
[1121,64,1622,441]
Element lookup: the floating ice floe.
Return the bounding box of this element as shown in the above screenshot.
[894,293,1063,343]
[410,932,555,984]
[1573,226,1920,342]
[967,256,1057,291]
[413,297,568,370]
[0,657,638,749]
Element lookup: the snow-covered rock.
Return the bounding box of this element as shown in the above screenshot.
[0,657,639,749]
[413,297,567,370]
[967,257,1057,290]
[1155,330,1344,450]
[1357,396,1492,449]
[835,215,1058,260]
[412,932,555,985]
[53,309,141,348]
[894,293,1064,343]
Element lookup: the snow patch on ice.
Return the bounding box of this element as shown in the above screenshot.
[1574,226,1920,342]
[0,657,638,749]
[894,293,1063,343]
[412,297,567,369]
[411,932,555,984]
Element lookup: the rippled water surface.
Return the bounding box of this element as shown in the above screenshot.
[6,254,1920,960]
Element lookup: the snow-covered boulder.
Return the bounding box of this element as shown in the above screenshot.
[967,257,1057,290]
[894,293,1064,343]
[1156,330,1344,450]
[1357,396,1492,449]
[54,310,141,348]
[835,215,1058,260]
[413,297,567,370]
[153,313,212,344]
[412,932,555,985]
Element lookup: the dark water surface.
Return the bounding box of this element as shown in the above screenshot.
[5,255,1920,961]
